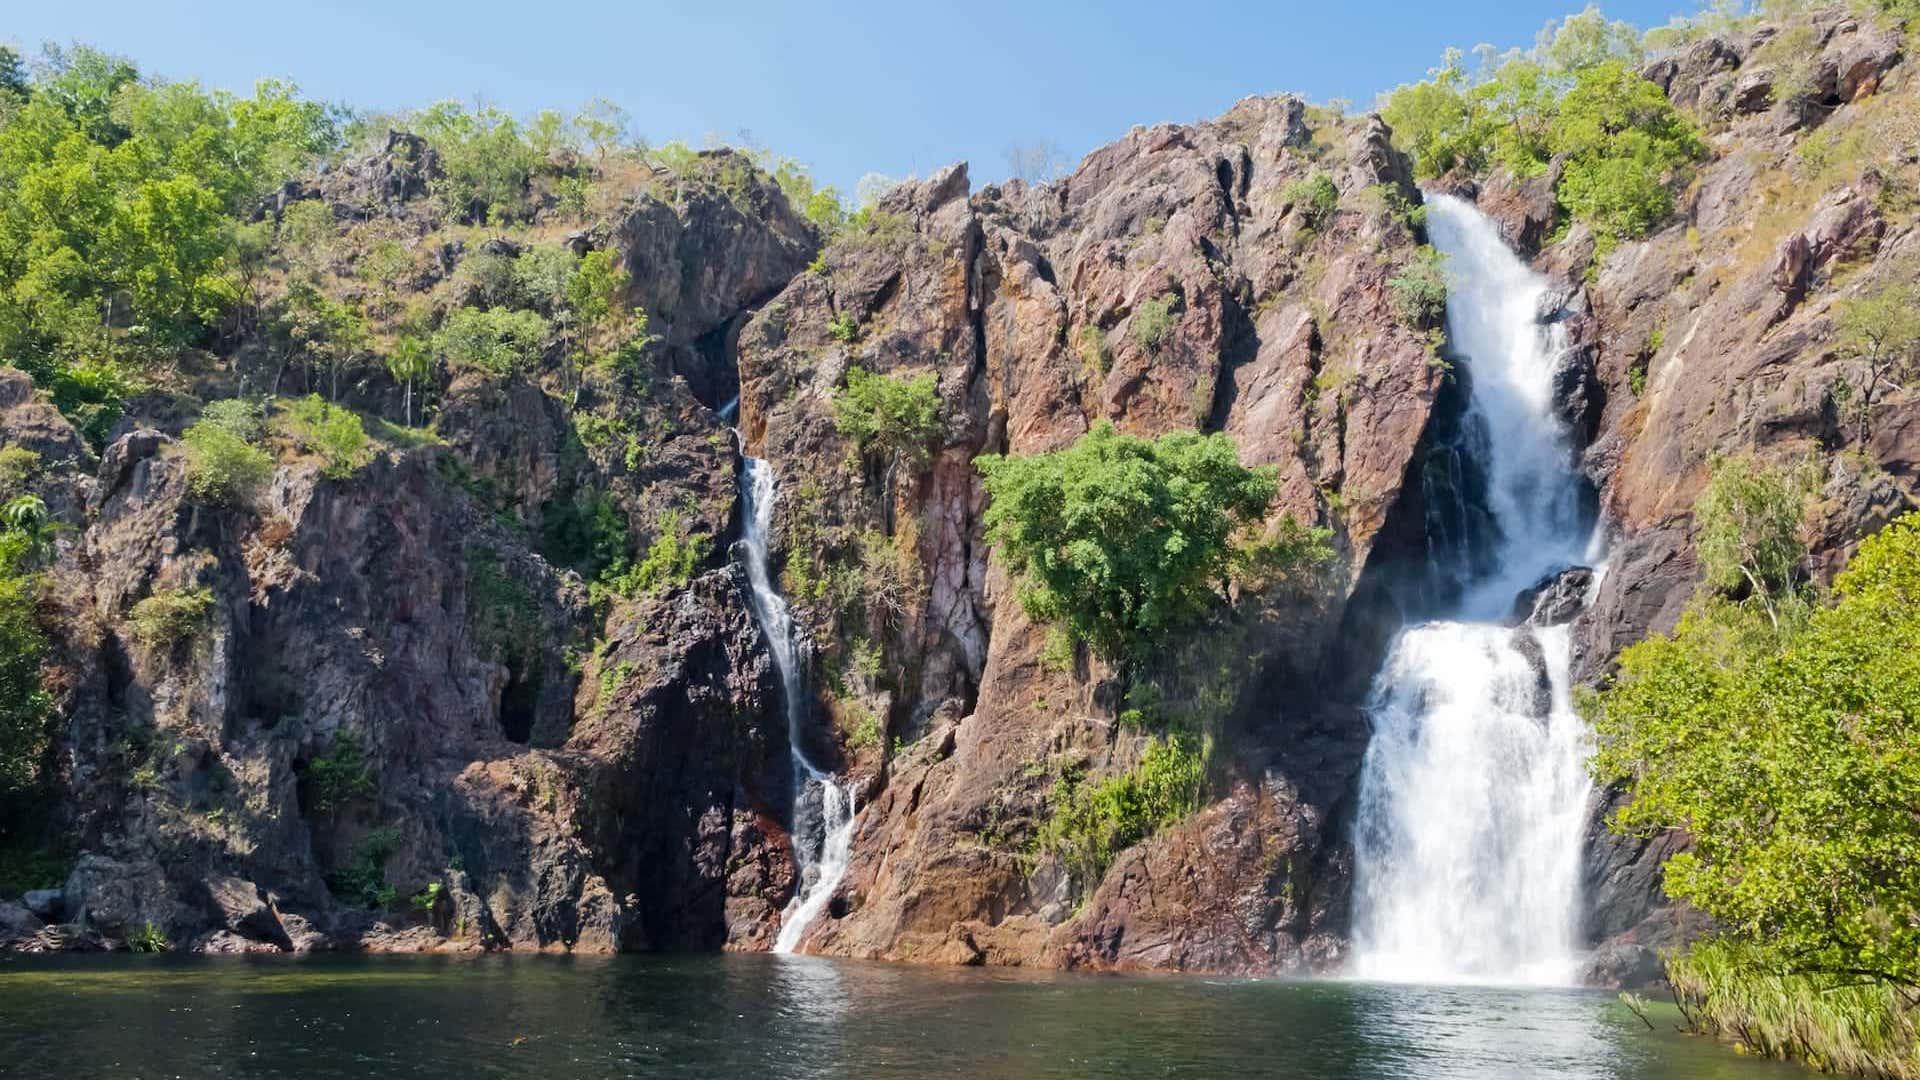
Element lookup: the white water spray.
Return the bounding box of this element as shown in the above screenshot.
[736,453,858,955]
[1350,194,1601,984]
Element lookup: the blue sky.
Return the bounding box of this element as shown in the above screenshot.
[8,1,1689,191]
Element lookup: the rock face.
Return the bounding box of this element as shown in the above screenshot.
[1520,9,1920,970]
[735,97,1444,970]
[6,6,1916,979]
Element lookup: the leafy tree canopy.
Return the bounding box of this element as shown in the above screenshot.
[1589,511,1920,988]
[977,422,1323,667]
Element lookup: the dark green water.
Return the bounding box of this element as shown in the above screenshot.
[0,954,1804,1079]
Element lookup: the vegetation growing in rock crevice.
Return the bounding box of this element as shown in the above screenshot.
[977,422,1330,673]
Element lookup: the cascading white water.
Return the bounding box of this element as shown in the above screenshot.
[1350,194,1602,985]
[735,453,858,955]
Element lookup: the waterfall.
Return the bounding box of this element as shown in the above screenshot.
[1350,194,1602,985]
[735,452,858,955]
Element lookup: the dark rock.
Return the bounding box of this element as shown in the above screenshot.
[1581,942,1664,989]
[480,236,524,259]
[0,901,42,945]
[201,876,291,949]
[1550,344,1602,442]
[21,889,63,921]
[1511,566,1595,627]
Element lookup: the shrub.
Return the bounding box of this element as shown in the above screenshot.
[1388,245,1449,327]
[181,419,274,505]
[280,395,370,479]
[591,510,707,605]
[977,422,1297,668]
[304,733,375,815]
[433,306,550,378]
[127,587,214,651]
[1281,172,1340,230]
[1035,734,1206,889]
[125,921,170,953]
[197,398,266,442]
[827,313,859,343]
[326,825,400,909]
[831,367,942,468]
[1078,325,1113,377]
[1129,294,1179,355]
[0,447,40,503]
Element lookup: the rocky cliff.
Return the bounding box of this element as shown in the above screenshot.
[3,6,1915,981]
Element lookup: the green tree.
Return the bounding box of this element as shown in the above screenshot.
[1589,511,1920,991]
[1549,59,1705,248]
[831,366,942,475]
[432,306,550,378]
[280,394,369,479]
[1834,278,1920,447]
[976,422,1314,671]
[1694,454,1809,627]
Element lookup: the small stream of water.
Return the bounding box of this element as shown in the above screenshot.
[734,450,858,955]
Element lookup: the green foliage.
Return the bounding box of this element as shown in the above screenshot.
[304,733,375,816]
[279,394,370,479]
[539,487,627,581]
[0,494,56,573]
[126,586,214,651]
[412,102,539,224]
[1378,13,1699,246]
[1589,512,1920,996]
[410,881,445,914]
[326,825,400,909]
[1834,277,1920,446]
[831,366,942,468]
[433,306,550,378]
[1388,245,1449,327]
[1035,734,1207,889]
[591,510,707,606]
[0,446,38,503]
[1281,172,1340,230]
[0,573,51,798]
[0,50,337,435]
[1694,454,1809,614]
[1129,294,1179,355]
[125,921,170,953]
[1550,60,1705,249]
[1077,325,1113,377]
[181,414,274,505]
[1666,939,1919,1077]
[827,312,859,343]
[976,422,1291,667]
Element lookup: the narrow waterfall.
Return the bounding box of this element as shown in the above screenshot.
[735,452,859,955]
[1350,194,1601,985]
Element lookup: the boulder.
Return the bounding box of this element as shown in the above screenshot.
[21,889,63,921]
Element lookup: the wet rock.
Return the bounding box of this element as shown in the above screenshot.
[1511,566,1595,627]
[1549,344,1602,442]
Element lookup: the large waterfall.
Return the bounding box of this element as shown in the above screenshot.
[1350,194,1601,985]
[735,452,858,955]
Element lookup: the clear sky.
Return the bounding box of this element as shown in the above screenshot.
[7,0,1689,192]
